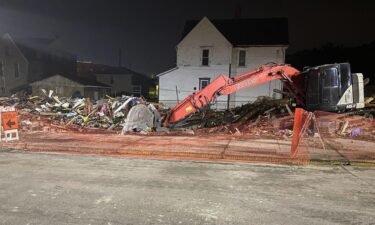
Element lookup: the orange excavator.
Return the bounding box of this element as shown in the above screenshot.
[161,62,369,127]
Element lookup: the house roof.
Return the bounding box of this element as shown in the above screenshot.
[181,18,289,46]
[77,62,148,78]
[67,75,111,88]
[32,74,111,88]
[4,34,76,60]
[156,67,178,77]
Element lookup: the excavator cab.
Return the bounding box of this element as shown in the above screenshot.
[304,63,363,112]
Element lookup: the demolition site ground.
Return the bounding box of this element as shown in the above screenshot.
[0,151,374,225]
[0,93,372,165]
[1,94,375,224]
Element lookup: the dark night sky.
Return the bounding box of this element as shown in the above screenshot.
[0,0,374,75]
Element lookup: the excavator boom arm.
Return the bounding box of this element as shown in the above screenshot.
[163,64,303,127]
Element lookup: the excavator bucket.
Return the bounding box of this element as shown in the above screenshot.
[122,104,161,132]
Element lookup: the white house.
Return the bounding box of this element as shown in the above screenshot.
[158,17,289,109]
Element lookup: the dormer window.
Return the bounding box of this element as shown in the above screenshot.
[201,49,209,66]
[238,50,246,67]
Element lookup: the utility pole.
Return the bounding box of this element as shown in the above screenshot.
[227,63,232,110]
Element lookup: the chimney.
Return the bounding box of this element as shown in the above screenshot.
[235,4,242,19]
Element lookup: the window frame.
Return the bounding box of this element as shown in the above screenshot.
[14,63,20,78]
[94,91,99,100]
[0,61,3,76]
[238,50,246,67]
[199,77,211,90]
[201,49,210,66]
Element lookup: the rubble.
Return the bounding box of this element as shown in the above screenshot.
[179,97,292,136]
[6,93,290,136]
[180,97,375,141]
[1,90,159,133]
[1,91,374,141]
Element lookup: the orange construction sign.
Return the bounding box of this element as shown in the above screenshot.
[1,111,19,131]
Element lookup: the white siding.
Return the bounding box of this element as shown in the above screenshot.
[159,67,230,109]
[230,47,286,107]
[177,17,232,67]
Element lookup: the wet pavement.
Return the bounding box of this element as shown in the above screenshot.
[0,150,374,225]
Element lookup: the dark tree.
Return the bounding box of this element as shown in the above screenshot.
[286,41,375,85]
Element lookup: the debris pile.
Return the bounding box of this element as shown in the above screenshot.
[1,90,159,133]
[315,111,375,141]
[0,91,373,139]
[181,97,290,128]
[179,97,375,139]
[179,97,293,136]
[194,114,290,137]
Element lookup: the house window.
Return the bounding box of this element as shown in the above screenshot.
[5,46,9,56]
[94,91,99,100]
[199,78,210,90]
[132,85,142,95]
[14,63,19,78]
[201,49,209,66]
[238,50,246,67]
[0,61,3,76]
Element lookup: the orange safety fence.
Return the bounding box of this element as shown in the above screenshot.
[291,109,375,164]
[3,110,374,165]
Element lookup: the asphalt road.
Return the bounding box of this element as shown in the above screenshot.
[0,150,374,225]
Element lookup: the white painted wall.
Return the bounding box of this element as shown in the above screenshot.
[158,17,288,109]
[230,47,287,107]
[177,17,232,67]
[159,67,231,109]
